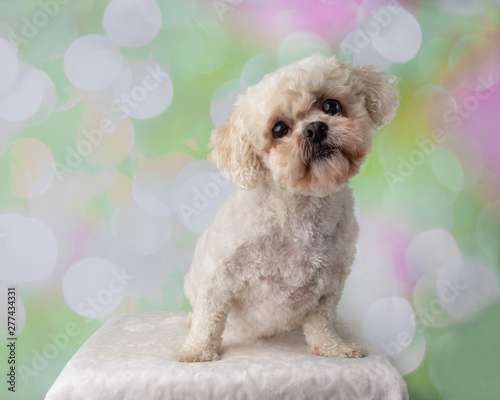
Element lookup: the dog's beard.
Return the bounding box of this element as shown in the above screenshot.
[297,133,360,193]
[300,135,343,165]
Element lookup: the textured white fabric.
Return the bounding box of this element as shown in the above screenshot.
[46,311,409,400]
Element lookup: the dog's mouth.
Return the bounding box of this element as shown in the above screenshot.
[313,146,339,161]
[301,138,341,164]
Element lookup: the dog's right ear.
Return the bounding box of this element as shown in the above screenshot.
[208,112,266,190]
[352,64,400,130]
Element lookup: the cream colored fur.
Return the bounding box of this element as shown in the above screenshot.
[178,55,399,362]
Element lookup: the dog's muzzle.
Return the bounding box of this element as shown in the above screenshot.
[302,121,328,143]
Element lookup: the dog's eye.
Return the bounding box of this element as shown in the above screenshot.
[323,99,342,115]
[272,121,289,139]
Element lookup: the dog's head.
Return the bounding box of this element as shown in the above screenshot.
[209,55,399,196]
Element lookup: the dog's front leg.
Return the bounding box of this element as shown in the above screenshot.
[302,293,365,358]
[178,289,230,363]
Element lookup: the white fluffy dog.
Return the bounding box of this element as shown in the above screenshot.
[178,55,399,362]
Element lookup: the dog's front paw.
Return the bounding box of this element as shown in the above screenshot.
[312,342,366,358]
[177,344,220,363]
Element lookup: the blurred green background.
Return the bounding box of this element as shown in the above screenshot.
[0,0,499,398]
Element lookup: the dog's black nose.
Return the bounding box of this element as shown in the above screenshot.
[303,121,328,143]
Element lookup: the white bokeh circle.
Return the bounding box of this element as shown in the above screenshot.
[113,60,173,119]
[0,37,17,95]
[0,65,55,122]
[111,199,172,255]
[0,213,57,284]
[62,258,126,319]
[103,0,162,48]
[173,160,235,234]
[64,34,123,90]
[362,297,415,356]
[436,258,500,321]
[341,30,390,70]
[405,229,461,279]
[370,8,422,63]
[210,80,247,127]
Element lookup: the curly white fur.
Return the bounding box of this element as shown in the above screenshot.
[178,55,399,362]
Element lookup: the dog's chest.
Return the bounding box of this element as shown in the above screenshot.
[230,215,335,301]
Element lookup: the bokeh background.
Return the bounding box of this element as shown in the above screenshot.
[0,0,499,398]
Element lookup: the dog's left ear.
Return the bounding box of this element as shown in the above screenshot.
[208,111,266,190]
[353,64,400,130]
